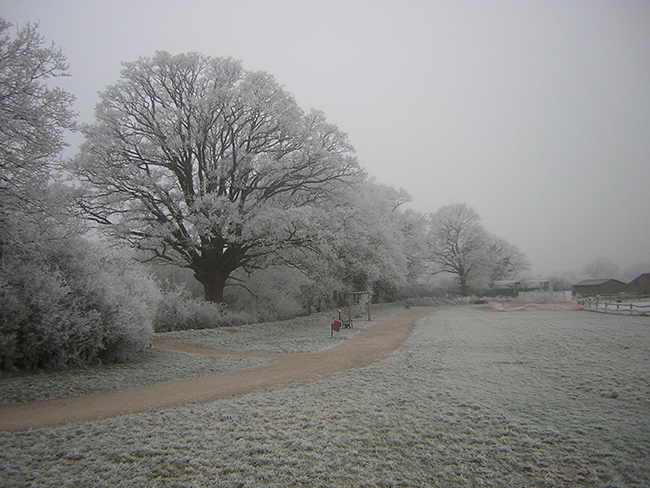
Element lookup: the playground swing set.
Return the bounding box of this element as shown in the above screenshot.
[330,291,371,338]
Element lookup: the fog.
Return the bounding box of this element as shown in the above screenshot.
[4,0,649,276]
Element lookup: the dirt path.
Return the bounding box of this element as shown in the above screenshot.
[0,308,433,432]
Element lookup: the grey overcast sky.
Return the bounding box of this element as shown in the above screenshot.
[3,0,650,276]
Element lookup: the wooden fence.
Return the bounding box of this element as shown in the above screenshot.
[578,296,650,316]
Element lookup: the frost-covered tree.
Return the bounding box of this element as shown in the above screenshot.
[220,180,427,312]
[297,180,426,302]
[0,18,76,244]
[427,203,529,295]
[335,182,425,300]
[333,182,409,292]
[0,20,159,370]
[426,203,489,296]
[72,52,361,302]
[486,235,530,284]
[399,207,429,284]
[582,257,622,280]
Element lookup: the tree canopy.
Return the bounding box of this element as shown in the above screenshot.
[427,203,528,296]
[72,52,362,302]
[0,18,75,238]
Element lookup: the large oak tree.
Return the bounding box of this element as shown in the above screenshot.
[427,203,528,296]
[72,52,361,302]
[427,203,488,296]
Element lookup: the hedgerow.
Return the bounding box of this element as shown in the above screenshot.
[0,237,158,370]
[153,285,255,332]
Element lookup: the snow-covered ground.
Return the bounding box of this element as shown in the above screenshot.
[1,306,649,486]
[0,305,401,405]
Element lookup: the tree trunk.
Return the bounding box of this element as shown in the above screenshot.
[192,245,242,303]
[196,270,228,303]
[458,266,469,297]
[459,278,469,297]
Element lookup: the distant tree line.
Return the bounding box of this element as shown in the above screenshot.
[0,20,528,370]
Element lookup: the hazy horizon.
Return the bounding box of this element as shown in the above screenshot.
[3,0,649,277]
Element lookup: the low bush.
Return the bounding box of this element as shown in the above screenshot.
[224,267,312,322]
[153,286,255,332]
[0,237,159,370]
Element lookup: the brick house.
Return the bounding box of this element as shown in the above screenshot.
[571,278,627,297]
[627,273,650,297]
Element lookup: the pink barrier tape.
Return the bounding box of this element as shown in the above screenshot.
[489,300,582,312]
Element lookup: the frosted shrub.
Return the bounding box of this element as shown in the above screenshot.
[224,267,310,322]
[153,286,255,331]
[0,237,159,370]
[229,288,306,323]
[153,287,218,332]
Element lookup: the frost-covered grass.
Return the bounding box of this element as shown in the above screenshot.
[0,347,270,405]
[0,304,403,405]
[155,305,401,354]
[1,306,649,487]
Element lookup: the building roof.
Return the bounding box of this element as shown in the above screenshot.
[492,280,549,289]
[492,280,520,288]
[628,273,650,285]
[573,278,625,287]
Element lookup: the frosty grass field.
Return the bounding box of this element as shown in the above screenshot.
[1,305,649,487]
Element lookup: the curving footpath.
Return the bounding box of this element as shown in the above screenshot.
[0,308,434,432]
